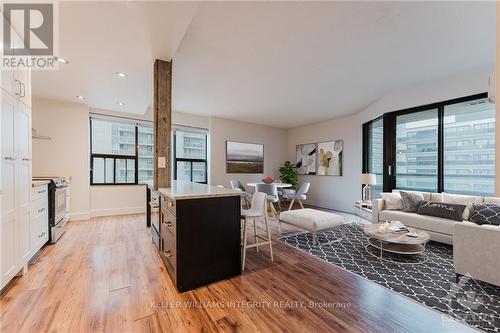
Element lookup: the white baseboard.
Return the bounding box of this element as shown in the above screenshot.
[70,211,91,221]
[90,206,146,218]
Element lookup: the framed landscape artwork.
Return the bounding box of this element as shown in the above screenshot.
[317,140,343,176]
[226,141,264,173]
[296,143,316,175]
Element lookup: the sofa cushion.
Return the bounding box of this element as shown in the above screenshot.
[417,201,466,222]
[393,190,431,201]
[400,191,424,212]
[381,192,402,210]
[430,193,443,202]
[442,193,483,220]
[470,203,500,226]
[483,197,500,205]
[378,210,457,235]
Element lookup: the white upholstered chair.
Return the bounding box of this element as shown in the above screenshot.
[283,182,310,210]
[255,183,280,221]
[230,179,252,208]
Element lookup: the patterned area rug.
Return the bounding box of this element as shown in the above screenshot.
[279,220,500,333]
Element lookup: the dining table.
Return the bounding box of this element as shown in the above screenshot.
[246,182,292,188]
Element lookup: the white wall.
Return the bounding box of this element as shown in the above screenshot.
[32,98,91,220]
[32,98,155,220]
[287,69,491,213]
[496,1,500,196]
[209,117,288,187]
[32,99,287,219]
[173,111,210,129]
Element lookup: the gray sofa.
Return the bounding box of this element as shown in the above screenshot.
[372,190,500,286]
[372,191,457,244]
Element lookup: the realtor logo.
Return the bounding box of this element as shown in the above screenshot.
[1,2,58,69]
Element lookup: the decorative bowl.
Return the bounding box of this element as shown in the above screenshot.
[262,177,274,184]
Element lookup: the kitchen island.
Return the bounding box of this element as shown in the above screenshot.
[155,181,242,292]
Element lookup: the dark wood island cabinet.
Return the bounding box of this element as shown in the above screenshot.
[156,181,242,292]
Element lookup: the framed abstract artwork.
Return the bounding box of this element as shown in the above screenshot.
[296,143,316,175]
[226,141,264,173]
[316,140,343,176]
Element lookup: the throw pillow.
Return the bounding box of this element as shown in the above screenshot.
[470,203,500,226]
[417,201,466,221]
[442,193,482,220]
[400,191,424,212]
[381,192,402,210]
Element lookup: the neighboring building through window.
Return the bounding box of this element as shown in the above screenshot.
[362,94,495,197]
[443,98,495,195]
[364,117,384,199]
[90,116,153,185]
[173,127,208,183]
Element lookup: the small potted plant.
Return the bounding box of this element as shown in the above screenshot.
[279,161,298,190]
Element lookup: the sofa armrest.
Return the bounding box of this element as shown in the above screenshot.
[371,199,384,224]
[454,222,500,286]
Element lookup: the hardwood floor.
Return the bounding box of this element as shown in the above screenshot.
[1,212,474,333]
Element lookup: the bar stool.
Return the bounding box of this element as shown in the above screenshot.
[241,192,273,271]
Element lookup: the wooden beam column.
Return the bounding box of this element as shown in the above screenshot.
[153,59,172,190]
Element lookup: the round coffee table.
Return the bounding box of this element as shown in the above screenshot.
[363,223,431,264]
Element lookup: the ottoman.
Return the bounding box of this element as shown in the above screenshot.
[279,208,345,245]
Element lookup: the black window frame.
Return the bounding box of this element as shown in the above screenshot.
[90,117,153,186]
[173,128,208,184]
[363,92,492,195]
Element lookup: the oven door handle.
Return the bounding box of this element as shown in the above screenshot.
[57,216,69,227]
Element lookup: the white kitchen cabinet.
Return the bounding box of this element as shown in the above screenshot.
[16,70,31,108]
[0,70,30,106]
[30,185,48,258]
[1,91,20,287]
[0,70,15,96]
[0,70,32,290]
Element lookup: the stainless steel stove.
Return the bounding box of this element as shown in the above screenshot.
[32,177,70,243]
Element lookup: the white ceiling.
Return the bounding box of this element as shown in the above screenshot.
[33,1,496,128]
[32,1,199,114]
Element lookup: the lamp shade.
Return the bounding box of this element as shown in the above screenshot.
[358,173,376,185]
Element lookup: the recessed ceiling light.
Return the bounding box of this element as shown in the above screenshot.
[115,72,127,78]
[117,102,125,106]
[76,95,85,100]
[54,56,69,64]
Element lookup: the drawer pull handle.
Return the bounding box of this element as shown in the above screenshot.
[4,156,15,161]
[164,250,172,258]
[166,221,172,227]
[38,190,46,194]
[38,208,46,213]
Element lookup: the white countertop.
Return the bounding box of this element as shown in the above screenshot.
[158,181,242,200]
[32,180,50,187]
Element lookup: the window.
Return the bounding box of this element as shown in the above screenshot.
[395,109,438,192]
[362,93,495,197]
[173,128,208,183]
[90,117,153,185]
[363,117,383,199]
[444,98,495,196]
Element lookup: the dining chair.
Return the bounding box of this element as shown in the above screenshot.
[255,183,279,221]
[241,192,273,271]
[273,179,283,211]
[283,182,310,210]
[230,180,252,208]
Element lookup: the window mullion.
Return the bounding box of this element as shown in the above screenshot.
[438,106,444,193]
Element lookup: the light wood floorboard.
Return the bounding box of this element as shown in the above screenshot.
[0,209,474,332]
